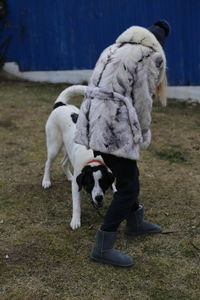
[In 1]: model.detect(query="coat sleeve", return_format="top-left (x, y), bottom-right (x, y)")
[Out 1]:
top-left (132, 72), bottom-right (153, 149)
top-left (132, 52), bottom-right (162, 149)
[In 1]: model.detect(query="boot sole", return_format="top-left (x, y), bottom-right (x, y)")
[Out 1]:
top-left (90, 255), bottom-right (134, 267)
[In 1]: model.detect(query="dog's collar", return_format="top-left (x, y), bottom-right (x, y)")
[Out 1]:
top-left (86, 159), bottom-right (105, 166)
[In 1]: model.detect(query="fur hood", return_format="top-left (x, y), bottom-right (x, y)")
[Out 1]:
top-left (116, 26), bottom-right (166, 84)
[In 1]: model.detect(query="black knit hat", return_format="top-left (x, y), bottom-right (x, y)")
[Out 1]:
top-left (148, 20), bottom-right (171, 47)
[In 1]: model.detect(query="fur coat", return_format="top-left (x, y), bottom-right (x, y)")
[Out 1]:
top-left (74, 26), bottom-right (167, 160)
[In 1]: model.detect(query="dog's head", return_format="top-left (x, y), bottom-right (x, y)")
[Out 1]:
top-left (76, 165), bottom-right (115, 208)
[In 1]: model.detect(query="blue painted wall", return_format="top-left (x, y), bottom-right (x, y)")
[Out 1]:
top-left (0, 0), bottom-right (199, 85)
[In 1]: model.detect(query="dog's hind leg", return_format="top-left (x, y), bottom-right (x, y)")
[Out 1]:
top-left (61, 152), bottom-right (73, 181)
top-left (42, 127), bottom-right (62, 189)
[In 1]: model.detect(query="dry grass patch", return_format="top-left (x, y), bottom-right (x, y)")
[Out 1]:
top-left (0, 80), bottom-right (200, 300)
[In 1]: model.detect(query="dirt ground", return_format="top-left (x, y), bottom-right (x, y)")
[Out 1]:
top-left (0, 80), bottom-right (200, 300)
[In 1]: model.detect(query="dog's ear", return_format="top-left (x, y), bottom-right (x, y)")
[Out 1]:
top-left (108, 171), bottom-right (115, 185)
top-left (76, 166), bottom-right (92, 191)
top-left (100, 166), bottom-right (115, 188)
top-left (100, 165), bottom-right (115, 184)
top-left (76, 173), bottom-right (84, 191)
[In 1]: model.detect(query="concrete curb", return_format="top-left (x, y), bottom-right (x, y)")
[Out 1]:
top-left (2, 62), bottom-right (200, 104)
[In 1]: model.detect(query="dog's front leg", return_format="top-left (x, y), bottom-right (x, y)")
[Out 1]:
top-left (70, 177), bottom-right (81, 230)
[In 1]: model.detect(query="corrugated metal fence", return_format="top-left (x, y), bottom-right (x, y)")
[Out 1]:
top-left (0, 0), bottom-right (199, 85)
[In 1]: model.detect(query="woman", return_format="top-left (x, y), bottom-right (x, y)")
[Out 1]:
top-left (75, 20), bottom-right (170, 267)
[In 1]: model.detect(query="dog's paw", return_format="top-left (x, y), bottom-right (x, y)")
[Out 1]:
top-left (42, 180), bottom-right (52, 189)
top-left (70, 218), bottom-right (81, 230)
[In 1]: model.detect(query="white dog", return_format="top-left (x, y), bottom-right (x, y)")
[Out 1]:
top-left (42, 85), bottom-right (115, 230)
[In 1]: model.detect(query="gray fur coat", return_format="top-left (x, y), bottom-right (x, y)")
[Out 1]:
top-left (75, 26), bottom-right (166, 160)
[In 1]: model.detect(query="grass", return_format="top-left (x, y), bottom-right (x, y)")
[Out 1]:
top-left (0, 80), bottom-right (200, 300)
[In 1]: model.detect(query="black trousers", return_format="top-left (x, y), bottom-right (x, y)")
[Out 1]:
top-left (98, 153), bottom-right (140, 232)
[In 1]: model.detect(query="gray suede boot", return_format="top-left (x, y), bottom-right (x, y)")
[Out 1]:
top-left (125, 205), bottom-right (162, 235)
top-left (90, 229), bottom-right (134, 267)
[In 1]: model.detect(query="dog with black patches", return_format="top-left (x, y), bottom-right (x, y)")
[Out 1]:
top-left (42, 85), bottom-right (115, 230)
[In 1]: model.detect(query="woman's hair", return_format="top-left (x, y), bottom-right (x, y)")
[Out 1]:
top-left (155, 74), bottom-right (167, 107)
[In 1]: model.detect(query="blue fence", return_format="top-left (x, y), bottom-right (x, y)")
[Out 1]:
top-left (0, 0), bottom-right (199, 85)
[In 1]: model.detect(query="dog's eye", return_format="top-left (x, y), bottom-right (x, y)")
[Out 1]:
top-left (83, 177), bottom-right (94, 193)
top-left (99, 179), bottom-right (110, 191)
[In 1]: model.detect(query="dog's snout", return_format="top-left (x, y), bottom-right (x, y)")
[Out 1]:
top-left (95, 195), bottom-right (103, 203)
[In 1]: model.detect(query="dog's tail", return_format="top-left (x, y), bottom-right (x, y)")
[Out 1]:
top-left (53, 85), bottom-right (87, 109)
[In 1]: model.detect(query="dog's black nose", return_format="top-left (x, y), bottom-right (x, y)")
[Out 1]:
top-left (95, 195), bottom-right (103, 203)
